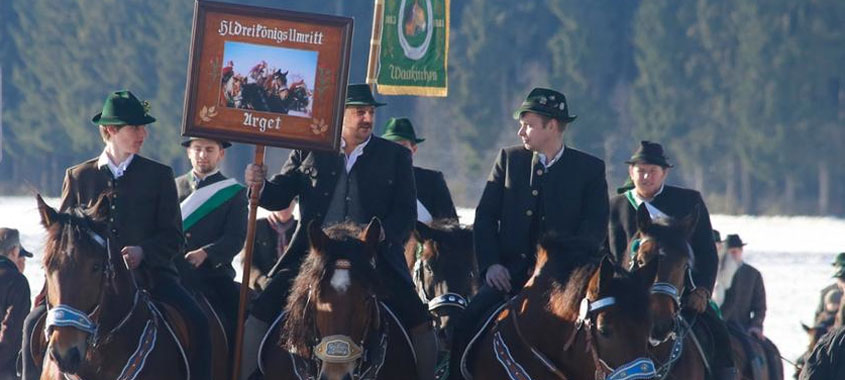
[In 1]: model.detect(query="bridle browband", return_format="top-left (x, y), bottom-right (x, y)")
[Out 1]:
top-left (501, 295), bottom-right (657, 380)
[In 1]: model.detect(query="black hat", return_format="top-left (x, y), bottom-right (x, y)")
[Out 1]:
top-left (712, 229), bottom-right (722, 243)
top-left (0, 228), bottom-right (33, 258)
top-left (513, 87), bottom-right (577, 123)
top-left (345, 84), bottom-right (386, 107)
top-left (625, 141), bottom-right (673, 168)
top-left (724, 234), bottom-right (746, 249)
top-left (181, 137), bottom-right (232, 149)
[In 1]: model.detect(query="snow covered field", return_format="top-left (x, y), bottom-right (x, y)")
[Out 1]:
top-left (4, 195), bottom-right (845, 367)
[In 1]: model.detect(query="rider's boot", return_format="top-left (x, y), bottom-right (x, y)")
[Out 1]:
top-left (411, 323), bottom-right (439, 380)
top-left (240, 315), bottom-right (270, 380)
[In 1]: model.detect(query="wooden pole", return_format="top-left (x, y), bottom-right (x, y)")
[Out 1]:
top-left (366, 0), bottom-right (385, 92)
top-left (231, 144), bottom-right (265, 380)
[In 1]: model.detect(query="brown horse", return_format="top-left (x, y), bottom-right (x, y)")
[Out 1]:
top-left (34, 195), bottom-right (198, 380)
top-left (405, 220), bottom-right (477, 350)
top-left (631, 205), bottom-right (782, 380)
top-left (465, 238), bottom-right (659, 380)
top-left (260, 218), bottom-right (418, 380)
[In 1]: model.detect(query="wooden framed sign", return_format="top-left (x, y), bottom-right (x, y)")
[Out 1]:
top-left (182, 1), bottom-right (353, 151)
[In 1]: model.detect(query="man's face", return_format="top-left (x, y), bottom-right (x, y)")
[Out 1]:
top-left (342, 106), bottom-right (375, 146)
top-left (517, 112), bottom-right (560, 153)
top-left (727, 247), bottom-right (743, 261)
top-left (15, 253), bottom-right (25, 273)
top-left (187, 139), bottom-right (226, 175)
top-left (629, 163), bottom-right (668, 198)
top-left (107, 125), bottom-right (147, 154)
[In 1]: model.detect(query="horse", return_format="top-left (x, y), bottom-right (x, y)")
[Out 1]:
top-left (405, 220), bottom-right (477, 349)
top-left (33, 194), bottom-right (229, 379)
top-left (630, 205), bottom-right (782, 380)
top-left (464, 238), bottom-right (659, 380)
top-left (798, 325), bottom-right (845, 379)
top-left (259, 218), bottom-right (418, 380)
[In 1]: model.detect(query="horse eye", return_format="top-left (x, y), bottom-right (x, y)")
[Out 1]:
top-left (597, 323), bottom-right (611, 337)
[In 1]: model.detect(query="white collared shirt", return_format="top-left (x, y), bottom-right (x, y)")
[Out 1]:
top-left (538, 144), bottom-right (565, 169)
top-left (191, 169), bottom-right (220, 188)
top-left (417, 200), bottom-right (433, 224)
top-left (97, 150), bottom-right (135, 179)
top-left (629, 184), bottom-right (668, 220)
top-left (340, 135), bottom-right (371, 173)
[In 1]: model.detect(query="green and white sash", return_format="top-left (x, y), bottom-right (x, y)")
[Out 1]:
top-left (624, 189), bottom-right (669, 220)
top-left (180, 178), bottom-right (244, 231)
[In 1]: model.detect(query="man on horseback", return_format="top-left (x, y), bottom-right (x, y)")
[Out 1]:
top-left (175, 137), bottom-right (247, 341)
top-left (241, 84), bottom-right (437, 380)
top-left (815, 252), bottom-right (845, 323)
top-left (381, 117), bottom-right (459, 222)
top-left (607, 141), bottom-right (737, 379)
top-left (713, 234), bottom-right (767, 340)
top-left (450, 87), bottom-right (610, 379)
top-left (20, 90), bottom-right (212, 380)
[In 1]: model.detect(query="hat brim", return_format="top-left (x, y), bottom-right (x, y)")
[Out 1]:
top-left (181, 138), bottom-right (232, 149)
top-left (346, 101), bottom-right (386, 108)
top-left (512, 107), bottom-right (577, 123)
top-left (19, 246), bottom-right (33, 258)
top-left (625, 156), bottom-right (674, 168)
top-left (93, 113), bottom-right (156, 126)
top-left (382, 134), bottom-right (424, 144)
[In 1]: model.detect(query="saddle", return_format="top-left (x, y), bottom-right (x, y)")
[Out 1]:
top-left (257, 302), bottom-right (414, 380)
top-left (459, 301), bottom-right (509, 380)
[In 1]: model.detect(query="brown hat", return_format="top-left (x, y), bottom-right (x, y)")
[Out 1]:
top-left (0, 228), bottom-right (33, 258)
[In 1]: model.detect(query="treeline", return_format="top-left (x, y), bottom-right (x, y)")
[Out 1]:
top-left (1, 0), bottom-right (844, 216)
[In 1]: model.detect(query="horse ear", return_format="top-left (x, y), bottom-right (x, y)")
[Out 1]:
top-left (634, 255), bottom-right (659, 289)
top-left (363, 217), bottom-right (384, 249)
top-left (680, 204), bottom-right (701, 239)
top-left (307, 221), bottom-right (329, 254)
top-left (415, 221), bottom-right (434, 241)
top-left (801, 322), bottom-right (812, 333)
top-left (636, 204), bottom-right (652, 233)
top-left (36, 194), bottom-right (58, 227)
top-left (597, 256), bottom-right (615, 294)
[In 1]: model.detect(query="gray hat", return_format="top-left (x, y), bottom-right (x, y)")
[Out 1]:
top-left (0, 228), bottom-right (33, 258)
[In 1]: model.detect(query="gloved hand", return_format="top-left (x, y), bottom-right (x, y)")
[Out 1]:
top-left (684, 287), bottom-right (711, 314)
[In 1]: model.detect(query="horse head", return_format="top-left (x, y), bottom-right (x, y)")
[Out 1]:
top-left (631, 204), bottom-right (699, 343)
top-left (410, 220), bottom-right (476, 347)
top-left (37, 194), bottom-right (127, 374)
top-left (283, 218), bottom-right (383, 380)
top-left (536, 237), bottom-right (656, 374)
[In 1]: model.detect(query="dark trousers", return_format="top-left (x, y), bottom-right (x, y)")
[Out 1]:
top-left (251, 261), bottom-right (430, 331)
top-left (150, 274), bottom-right (212, 380)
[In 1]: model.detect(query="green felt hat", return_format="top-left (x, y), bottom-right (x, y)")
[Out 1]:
top-left (831, 252), bottom-right (845, 267)
top-left (345, 84), bottom-right (386, 107)
top-left (92, 90), bottom-right (156, 126)
top-left (625, 141), bottom-right (673, 168)
top-left (616, 177), bottom-right (635, 194)
top-left (513, 87), bottom-right (577, 123)
top-left (382, 118), bottom-right (424, 144)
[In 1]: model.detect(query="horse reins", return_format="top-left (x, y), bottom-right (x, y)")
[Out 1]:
top-left (499, 297), bottom-right (657, 380)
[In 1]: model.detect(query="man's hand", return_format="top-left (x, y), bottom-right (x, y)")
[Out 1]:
top-left (185, 249), bottom-right (208, 268)
top-left (485, 264), bottom-right (512, 293)
top-left (122, 246), bottom-right (145, 270)
top-left (684, 287), bottom-right (710, 314)
top-left (245, 163), bottom-right (267, 191)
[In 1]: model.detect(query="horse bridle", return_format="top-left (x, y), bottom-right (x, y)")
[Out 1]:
top-left (505, 296), bottom-right (657, 380)
top-left (44, 225), bottom-right (144, 348)
top-left (412, 241), bottom-right (469, 313)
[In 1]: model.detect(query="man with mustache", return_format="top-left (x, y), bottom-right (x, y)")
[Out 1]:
top-left (240, 84), bottom-right (436, 380)
top-left (20, 90), bottom-right (211, 380)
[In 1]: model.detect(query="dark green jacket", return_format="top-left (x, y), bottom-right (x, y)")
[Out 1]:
top-left (474, 145), bottom-right (609, 280)
top-left (60, 155), bottom-right (183, 276)
top-left (175, 171), bottom-right (247, 280)
top-left (415, 166), bottom-right (458, 221)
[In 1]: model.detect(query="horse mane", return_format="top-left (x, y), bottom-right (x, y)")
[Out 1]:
top-left (282, 222), bottom-right (382, 354)
top-left (42, 194), bottom-right (111, 271)
top-left (540, 236), bottom-right (649, 323)
top-left (420, 218), bottom-right (472, 261)
top-left (640, 216), bottom-right (696, 268)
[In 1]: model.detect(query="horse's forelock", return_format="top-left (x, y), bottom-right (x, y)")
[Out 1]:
top-left (43, 208), bottom-right (106, 271)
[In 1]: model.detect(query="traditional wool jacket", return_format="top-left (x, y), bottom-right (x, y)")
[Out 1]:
top-left (414, 166), bottom-right (458, 221)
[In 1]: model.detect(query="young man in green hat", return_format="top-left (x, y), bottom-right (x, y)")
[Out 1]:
top-left (713, 234), bottom-right (767, 340)
top-left (175, 137), bottom-right (247, 340)
top-left (382, 117), bottom-right (458, 222)
top-left (450, 87), bottom-right (609, 378)
top-left (241, 84), bottom-right (436, 380)
top-left (815, 252), bottom-right (845, 322)
top-left (20, 90), bottom-right (211, 380)
top-left (607, 141), bottom-right (736, 379)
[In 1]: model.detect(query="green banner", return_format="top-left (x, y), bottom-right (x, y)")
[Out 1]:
top-left (376, 0), bottom-right (449, 97)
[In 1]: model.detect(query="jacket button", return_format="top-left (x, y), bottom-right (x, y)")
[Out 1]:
top-left (331, 171), bottom-right (337, 176)
top-left (526, 210), bottom-right (533, 216)
top-left (186, 233), bottom-right (192, 238)
top-left (536, 169), bottom-right (543, 176)
top-left (531, 190), bottom-right (538, 196)
top-left (520, 253), bottom-right (527, 259)
top-left (323, 192), bottom-right (329, 196)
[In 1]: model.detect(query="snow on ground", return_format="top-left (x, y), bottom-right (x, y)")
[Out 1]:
top-left (4, 196), bottom-right (843, 366)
